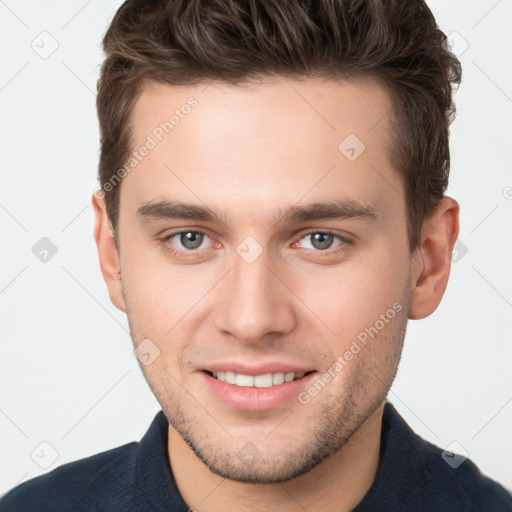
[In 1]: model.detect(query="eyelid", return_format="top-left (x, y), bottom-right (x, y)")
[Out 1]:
top-left (162, 228), bottom-right (212, 240)
top-left (160, 228), bottom-right (352, 260)
top-left (295, 228), bottom-right (353, 243)
top-left (162, 228), bottom-right (216, 248)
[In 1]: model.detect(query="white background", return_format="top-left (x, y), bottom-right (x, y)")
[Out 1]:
top-left (1, 0), bottom-right (511, 496)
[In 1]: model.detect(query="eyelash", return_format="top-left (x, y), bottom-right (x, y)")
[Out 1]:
top-left (161, 229), bottom-right (212, 258)
top-left (160, 229), bottom-right (353, 259)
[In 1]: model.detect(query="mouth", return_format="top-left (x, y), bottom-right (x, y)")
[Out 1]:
top-left (203, 369), bottom-right (316, 388)
top-left (201, 368), bottom-right (319, 412)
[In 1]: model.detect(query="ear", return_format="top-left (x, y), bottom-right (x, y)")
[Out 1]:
top-left (409, 197), bottom-right (460, 320)
top-left (92, 191), bottom-right (126, 312)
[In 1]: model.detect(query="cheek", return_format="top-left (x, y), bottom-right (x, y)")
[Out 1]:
top-left (120, 244), bottom-right (214, 339)
top-left (120, 242), bottom-right (174, 329)
top-left (290, 250), bottom-right (407, 341)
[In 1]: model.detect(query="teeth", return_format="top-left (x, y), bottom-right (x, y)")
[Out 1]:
top-left (211, 371), bottom-right (307, 387)
top-left (254, 373), bottom-right (273, 387)
top-left (284, 372), bottom-right (295, 382)
top-left (235, 374), bottom-right (254, 387)
top-left (272, 372), bottom-right (285, 385)
top-left (225, 371), bottom-right (236, 384)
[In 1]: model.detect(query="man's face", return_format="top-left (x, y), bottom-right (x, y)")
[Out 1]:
top-left (115, 76), bottom-right (413, 483)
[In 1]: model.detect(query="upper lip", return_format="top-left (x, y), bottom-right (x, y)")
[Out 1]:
top-left (203, 362), bottom-right (316, 376)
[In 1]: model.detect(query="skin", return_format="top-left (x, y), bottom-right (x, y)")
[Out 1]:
top-left (93, 76), bottom-right (459, 511)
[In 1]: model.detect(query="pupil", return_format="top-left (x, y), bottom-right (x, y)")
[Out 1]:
top-left (312, 233), bottom-right (333, 250)
top-left (181, 232), bottom-right (203, 249)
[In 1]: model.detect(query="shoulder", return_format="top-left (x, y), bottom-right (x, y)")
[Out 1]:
top-left (0, 442), bottom-right (138, 512)
top-left (377, 402), bottom-right (512, 511)
top-left (418, 435), bottom-right (512, 511)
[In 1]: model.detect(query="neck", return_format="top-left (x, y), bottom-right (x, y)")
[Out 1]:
top-left (167, 403), bottom-right (384, 512)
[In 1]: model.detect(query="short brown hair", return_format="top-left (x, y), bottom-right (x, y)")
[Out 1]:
top-left (96, 0), bottom-right (461, 251)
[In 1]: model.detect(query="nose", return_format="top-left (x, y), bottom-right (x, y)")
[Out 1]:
top-left (213, 245), bottom-right (297, 345)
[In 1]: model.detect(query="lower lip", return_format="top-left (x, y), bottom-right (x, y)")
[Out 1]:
top-left (200, 371), bottom-right (318, 412)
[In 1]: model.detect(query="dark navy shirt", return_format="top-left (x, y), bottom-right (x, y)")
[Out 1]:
top-left (1, 402), bottom-right (511, 511)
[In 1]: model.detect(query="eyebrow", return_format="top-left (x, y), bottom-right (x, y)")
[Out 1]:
top-left (136, 198), bottom-right (378, 226)
top-left (137, 200), bottom-right (228, 225)
top-left (275, 200), bottom-right (378, 224)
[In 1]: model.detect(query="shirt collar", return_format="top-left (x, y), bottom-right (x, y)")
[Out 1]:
top-left (352, 401), bottom-right (424, 511)
top-left (135, 410), bottom-right (189, 510)
top-left (135, 402), bottom-right (423, 511)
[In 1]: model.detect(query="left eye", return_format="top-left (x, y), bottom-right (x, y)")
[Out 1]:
top-left (298, 232), bottom-right (343, 251)
top-left (166, 231), bottom-right (211, 250)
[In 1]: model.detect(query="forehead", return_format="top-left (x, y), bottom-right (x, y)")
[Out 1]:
top-left (122, 76), bottom-right (402, 226)
top-left (131, 75), bottom-right (393, 150)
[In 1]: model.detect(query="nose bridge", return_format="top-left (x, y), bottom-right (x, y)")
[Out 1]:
top-left (214, 243), bottom-right (295, 342)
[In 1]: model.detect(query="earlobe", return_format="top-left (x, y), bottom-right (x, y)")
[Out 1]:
top-left (408, 197), bottom-right (460, 320)
top-left (91, 192), bottom-right (127, 313)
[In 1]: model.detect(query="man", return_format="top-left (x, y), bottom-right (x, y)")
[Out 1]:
top-left (1, 0), bottom-right (511, 510)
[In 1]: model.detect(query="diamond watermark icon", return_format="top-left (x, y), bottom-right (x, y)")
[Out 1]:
top-left (442, 31), bottom-right (469, 58)
top-left (452, 238), bottom-right (468, 263)
top-left (338, 134), bottom-right (366, 162)
top-left (236, 236), bottom-right (263, 264)
top-left (441, 441), bottom-right (468, 469)
top-left (237, 442), bottom-right (262, 468)
top-left (134, 338), bottom-right (161, 366)
top-left (31, 441), bottom-right (59, 469)
top-left (32, 237), bottom-right (58, 263)
top-left (30, 31), bottom-right (59, 60)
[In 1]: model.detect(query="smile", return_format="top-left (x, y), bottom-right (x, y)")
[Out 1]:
top-left (205, 370), bottom-right (314, 387)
